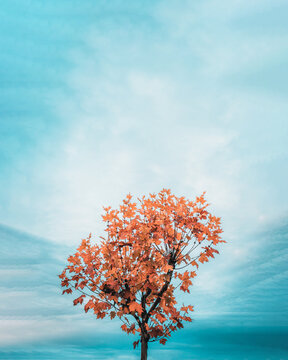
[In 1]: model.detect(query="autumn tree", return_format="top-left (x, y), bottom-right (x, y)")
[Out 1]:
top-left (59, 189), bottom-right (224, 360)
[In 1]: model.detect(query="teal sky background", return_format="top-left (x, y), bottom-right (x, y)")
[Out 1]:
top-left (0, 1), bottom-right (288, 359)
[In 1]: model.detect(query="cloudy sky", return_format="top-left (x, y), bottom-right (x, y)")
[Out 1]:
top-left (0, 0), bottom-right (287, 359)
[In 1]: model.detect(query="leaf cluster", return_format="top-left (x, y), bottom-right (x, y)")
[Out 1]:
top-left (59, 189), bottom-right (224, 346)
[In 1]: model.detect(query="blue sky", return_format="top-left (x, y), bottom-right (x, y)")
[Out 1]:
top-left (0, 0), bottom-right (288, 359)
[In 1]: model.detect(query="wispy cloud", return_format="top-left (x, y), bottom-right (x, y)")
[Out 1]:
top-left (1, 0), bottom-right (287, 245)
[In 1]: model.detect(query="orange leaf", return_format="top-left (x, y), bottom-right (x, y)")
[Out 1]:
top-left (129, 302), bottom-right (143, 315)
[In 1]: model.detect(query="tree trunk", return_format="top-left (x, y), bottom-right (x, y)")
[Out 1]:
top-left (141, 336), bottom-right (148, 360)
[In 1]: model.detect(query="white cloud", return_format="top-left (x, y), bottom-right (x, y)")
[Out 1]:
top-left (0, 315), bottom-right (120, 347)
top-left (5, 2), bottom-right (287, 247)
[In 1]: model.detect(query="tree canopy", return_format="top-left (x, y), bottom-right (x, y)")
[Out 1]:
top-left (59, 189), bottom-right (224, 359)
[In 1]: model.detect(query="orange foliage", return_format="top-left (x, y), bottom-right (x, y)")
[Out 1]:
top-left (59, 189), bottom-right (224, 347)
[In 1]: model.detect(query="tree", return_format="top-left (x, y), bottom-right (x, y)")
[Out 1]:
top-left (59, 189), bottom-right (224, 360)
